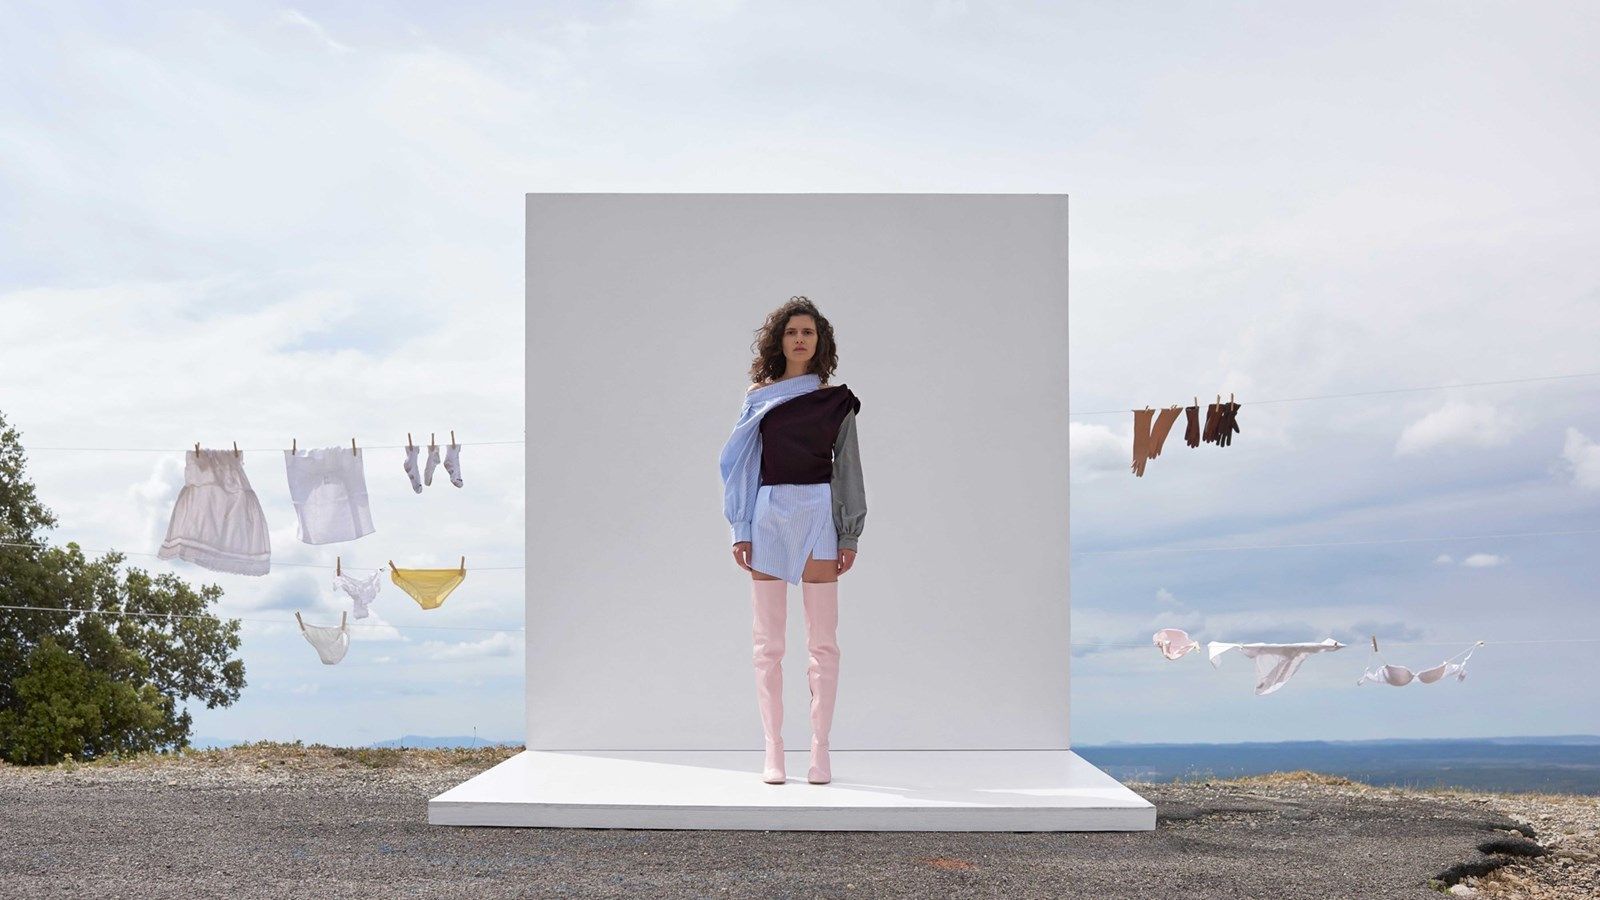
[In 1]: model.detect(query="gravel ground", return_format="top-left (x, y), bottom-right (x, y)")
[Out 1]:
top-left (0, 745), bottom-right (1590, 899)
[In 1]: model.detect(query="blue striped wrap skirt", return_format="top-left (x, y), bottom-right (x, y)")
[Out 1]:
top-left (749, 482), bottom-right (836, 585)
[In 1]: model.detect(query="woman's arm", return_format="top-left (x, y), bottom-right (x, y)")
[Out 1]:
top-left (831, 409), bottom-right (866, 550)
top-left (719, 401), bottom-right (763, 545)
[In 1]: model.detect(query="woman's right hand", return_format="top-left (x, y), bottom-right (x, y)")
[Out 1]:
top-left (731, 541), bottom-right (753, 572)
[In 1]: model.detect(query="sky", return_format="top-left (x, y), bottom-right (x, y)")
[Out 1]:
top-left (0, 1), bottom-right (1596, 747)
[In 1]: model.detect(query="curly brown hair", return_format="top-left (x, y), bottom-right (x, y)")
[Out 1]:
top-left (746, 296), bottom-right (839, 386)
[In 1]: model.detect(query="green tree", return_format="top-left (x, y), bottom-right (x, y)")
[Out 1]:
top-left (0, 411), bottom-right (245, 763)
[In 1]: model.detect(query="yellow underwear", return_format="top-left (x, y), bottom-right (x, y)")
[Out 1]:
top-left (389, 560), bottom-right (466, 610)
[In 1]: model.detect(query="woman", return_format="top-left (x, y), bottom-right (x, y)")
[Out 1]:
top-left (718, 296), bottom-right (866, 785)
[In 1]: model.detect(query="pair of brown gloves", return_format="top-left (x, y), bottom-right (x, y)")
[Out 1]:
top-left (1133, 401), bottom-right (1242, 477)
top-left (1194, 401), bottom-right (1241, 448)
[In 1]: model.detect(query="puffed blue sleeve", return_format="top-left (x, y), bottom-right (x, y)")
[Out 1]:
top-left (718, 399), bottom-right (763, 545)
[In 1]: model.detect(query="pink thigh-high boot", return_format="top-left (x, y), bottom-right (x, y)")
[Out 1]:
top-left (801, 580), bottom-right (840, 784)
top-left (750, 578), bottom-right (788, 783)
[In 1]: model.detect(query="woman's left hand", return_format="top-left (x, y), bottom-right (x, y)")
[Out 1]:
top-left (835, 548), bottom-right (856, 576)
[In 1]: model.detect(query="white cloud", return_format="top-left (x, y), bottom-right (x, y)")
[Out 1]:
top-left (1070, 421), bottom-right (1127, 480)
top-left (1394, 401), bottom-right (1509, 457)
top-left (1433, 554), bottom-right (1453, 565)
top-left (1461, 553), bottom-right (1507, 568)
top-left (419, 631), bottom-right (522, 661)
top-left (1560, 427), bottom-right (1600, 489)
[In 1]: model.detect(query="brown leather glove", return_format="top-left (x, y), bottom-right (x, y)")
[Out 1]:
top-left (1202, 402), bottom-right (1221, 444)
top-left (1216, 402), bottom-right (1241, 447)
top-left (1131, 408), bottom-right (1153, 477)
top-left (1184, 405), bottom-right (1200, 448)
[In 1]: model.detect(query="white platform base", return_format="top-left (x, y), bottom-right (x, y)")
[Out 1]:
top-left (428, 749), bottom-right (1155, 831)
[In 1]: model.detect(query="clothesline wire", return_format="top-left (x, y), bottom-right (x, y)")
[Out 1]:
top-left (20, 439), bottom-right (526, 453)
top-left (11, 371), bottom-right (1600, 451)
top-left (5, 526), bottom-right (1596, 571)
top-left (1066, 369), bottom-right (1600, 417)
top-left (0, 604), bottom-right (525, 634)
top-left (0, 541), bottom-right (524, 571)
top-left (2, 603), bottom-right (1597, 647)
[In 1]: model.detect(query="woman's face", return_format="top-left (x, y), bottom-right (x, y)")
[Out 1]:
top-left (782, 314), bottom-right (817, 365)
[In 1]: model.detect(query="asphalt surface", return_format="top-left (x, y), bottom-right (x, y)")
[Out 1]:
top-left (0, 766), bottom-right (1537, 898)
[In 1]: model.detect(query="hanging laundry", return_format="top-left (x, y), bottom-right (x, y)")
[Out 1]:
top-left (298, 611), bottom-right (349, 665)
top-left (1207, 638), bottom-right (1345, 695)
top-left (283, 446), bottom-right (376, 545)
top-left (1358, 641), bottom-right (1482, 687)
top-left (1184, 404), bottom-right (1201, 448)
top-left (1201, 402), bottom-right (1222, 445)
top-left (334, 568), bottom-right (383, 620)
top-left (389, 560), bottom-right (466, 610)
top-left (1215, 401), bottom-right (1242, 448)
top-left (1152, 628), bottom-right (1199, 660)
top-left (402, 443), bottom-right (425, 493)
top-left (158, 448), bottom-right (271, 576)
top-left (443, 442), bottom-right (463, 488)
top-left (1130, 406), bottom-right (1183, 477)
top-left (424, 441), bottom-right (442, 487)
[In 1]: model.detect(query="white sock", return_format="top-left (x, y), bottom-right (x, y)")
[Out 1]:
top-left (444, 443), bottom-right (463, 488)
top-left (402, 445), bottom-right (423, 493)
top-left (424, 443), bottom-right (441, 487)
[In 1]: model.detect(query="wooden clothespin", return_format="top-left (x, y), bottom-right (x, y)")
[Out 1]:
top-left (1230, 392), bottom-right (1235, 405)
top-left (295, 611), bottom-right (305, 631)
top-left (1194, 396), bottom-right (1199, 409)
top-left (351, 437), bottom-right (358, 456)
top-left (194, 442), bottom-right (201, 456)
top-left (450, 430), bottom-right (456, 447)
top-left (339, 611), bottom-right (347, 628)
top-left (459, 556), bottom-right (466, 573)
top-left (388, 559), bottom-right (397, 572)
top-left (407, 433), bottom-right (414, 450)
top-left (292, 438), bottom-right (297, 454)
top-left (1371, 635), bottom-right (1380, 653)
top-left (336, 556), bottom-right (342, 576)
top-left (233, 441), bottom-right (239, 458)
top-left (430, 432), bottom-right (436, 449)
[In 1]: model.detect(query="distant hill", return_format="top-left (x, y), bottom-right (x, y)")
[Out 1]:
top-left (1075, 736), bottom-right (1600, 795)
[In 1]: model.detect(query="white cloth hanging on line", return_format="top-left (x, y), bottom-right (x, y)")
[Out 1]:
top-left (1358, 641), bottom-right (1482, 687)
top-left (1208, 638), bottom-right (1345, 695)
top-left (284, 447), bottom-right (376, 545)
top-left (1152, 628), bottom-right (1200, 660)
top-left (298, 611), bottom-right (349, 665)
top-left (333, 569), bottom-right (383, 620)
top-left (158, 448), bottom-right (271, 576)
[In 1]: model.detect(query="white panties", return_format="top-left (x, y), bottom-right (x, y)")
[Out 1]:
top-left (1208, 638), bottom-right (1345, 695)
top-left (299, 612), bottom-right (349, 665)
top-left (1358, 642), bottom-right (1482, 687)
top-left (333, 569), bottom-right (383, 620)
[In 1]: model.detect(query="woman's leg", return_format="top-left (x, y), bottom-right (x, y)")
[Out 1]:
top-left (750, 569), bottom-right (787, 783)
top-left (800, 553), bottom-right (840, 784)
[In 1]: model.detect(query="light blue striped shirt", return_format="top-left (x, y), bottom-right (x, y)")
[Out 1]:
top-left (718, 374), bottom-right (822, 545)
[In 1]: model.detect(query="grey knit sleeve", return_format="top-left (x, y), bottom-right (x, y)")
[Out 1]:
top-left (832, 409), bottom-right (866, 551)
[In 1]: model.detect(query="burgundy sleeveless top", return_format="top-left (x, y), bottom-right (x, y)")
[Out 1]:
top-left (759, 385), bottom-right (861, 486)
